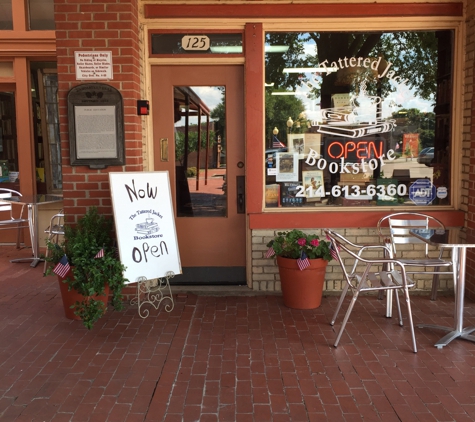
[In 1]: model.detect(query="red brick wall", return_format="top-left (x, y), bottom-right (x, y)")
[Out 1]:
top-left (465, 0), bottom-right (475, 300)
top-left (54, 0), bottom-right (142, 222)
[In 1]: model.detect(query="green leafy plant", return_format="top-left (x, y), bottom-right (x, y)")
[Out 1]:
top-left (266, 229), bottom-right (332, 261)
top-left (45, 206), bottom-right (128, 329)
top-left (186, 167), bottom-right (197, 177)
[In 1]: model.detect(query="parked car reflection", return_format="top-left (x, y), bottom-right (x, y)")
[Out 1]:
top-left (417, 147), bottom-right (434, 166)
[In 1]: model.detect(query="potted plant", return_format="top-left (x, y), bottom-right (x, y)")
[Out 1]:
top-left (45, 206), bottom-right (128, 329)
top-left (266, 229), bottom-right (332, 309)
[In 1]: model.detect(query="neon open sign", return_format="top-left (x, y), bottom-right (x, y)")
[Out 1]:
top-left (324, 139), bottom-right (385, 163)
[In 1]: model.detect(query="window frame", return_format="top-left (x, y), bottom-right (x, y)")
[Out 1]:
top-left (260, 19), bottom-right (464, 213)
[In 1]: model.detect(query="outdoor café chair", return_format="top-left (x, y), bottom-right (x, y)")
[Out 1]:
top-left (43, 210), bottom-right (65, 274)
top-left (377, 212), bottom-right (453, 301)
top-left (324, 229), bottom-right (418, 353)
top-left (0, 188), bottom-right (31, 249)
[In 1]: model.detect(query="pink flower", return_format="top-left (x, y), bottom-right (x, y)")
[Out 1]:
top-left (297, 238), bottom-right (306, 246)
top-left (310, 239), bottom-right (319, 247)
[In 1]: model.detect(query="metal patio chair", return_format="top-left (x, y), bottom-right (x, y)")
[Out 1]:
top-left (377, 212), bottom-right (454, 301)
top-left (43, 210), bottom-right (65, 274)
top-left (0, 188), bottom-right (31, 249)
top-left (324, 229), bottom-right (418, 353)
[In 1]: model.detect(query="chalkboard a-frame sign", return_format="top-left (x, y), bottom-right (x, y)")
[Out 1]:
top-left (109, 171), bottom-right (182, 284)
top-left (67, 83), bottom-right (125, 169)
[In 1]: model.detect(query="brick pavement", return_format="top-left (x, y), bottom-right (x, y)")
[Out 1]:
top-left (1, 246), bottom-right (475, 421)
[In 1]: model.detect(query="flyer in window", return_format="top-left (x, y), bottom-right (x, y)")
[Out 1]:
top-left (303, 133), bottom-right (321, 157)
top-left (287, 134), bottom-right (305, 158)
top-left (302, 170), bottom-right (325, 198)
top-left (276, 153), bottom-right (299, 182)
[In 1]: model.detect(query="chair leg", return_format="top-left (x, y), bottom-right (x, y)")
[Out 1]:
top-left (431, 272), bottom-right (440, 301)
top-left (402, 287), bottom-right (417, 353)
top-left (16, 224), bottom-right (22, 249)
top-left (394, 289), bottom-right (403, 326)
top-left (331, 283), bottom-right (349, 326)
top-left (334, 292), bottom-right (359, 348)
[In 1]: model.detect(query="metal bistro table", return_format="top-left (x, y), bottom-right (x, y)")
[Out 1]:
top-left (410, 228), bottom-right (475, 348)
top-left (8, 194), bottom-right (63, 268)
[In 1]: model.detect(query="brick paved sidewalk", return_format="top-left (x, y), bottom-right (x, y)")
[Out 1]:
top-left (1, 246), bottom-right (475, 421)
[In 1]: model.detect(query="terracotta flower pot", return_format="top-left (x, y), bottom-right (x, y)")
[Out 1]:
top-left (57, 268), bottom-right (109, 320)
top-left (277, 256), bottom-right (328, 309)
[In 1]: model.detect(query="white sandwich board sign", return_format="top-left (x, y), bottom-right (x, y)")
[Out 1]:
top-left (109, 171), bottom-right (182, 284)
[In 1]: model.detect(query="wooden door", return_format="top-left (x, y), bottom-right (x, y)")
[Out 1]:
top-left (151, 65), bottom-right (246, 284)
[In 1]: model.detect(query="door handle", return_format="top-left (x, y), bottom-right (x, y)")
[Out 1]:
top-left (236, 175), bottom-right (245, 214)
top-left (160, 138), bottom-right (168, 161)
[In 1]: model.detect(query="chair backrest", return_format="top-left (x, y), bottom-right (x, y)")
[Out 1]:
top-left (47, 211), bottom-right (65, 235)
top-left (0, 188), bottom-right (21, 214)
top-left (324, 229), bottom-right (392, 290)
top-left (377, 212), bottom-right (445, 257)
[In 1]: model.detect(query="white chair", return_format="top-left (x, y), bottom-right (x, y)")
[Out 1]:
top-left (43, 210), bottom-right (65, 274)
top-left (377, 212), bottom-right (454, 301)
top-left (0, 188), bottom-right (31, 249)
top-left (324, 229), bottom-right (418, 353)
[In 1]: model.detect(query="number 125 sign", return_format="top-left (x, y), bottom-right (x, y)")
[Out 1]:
top-left (182, 35), bottom-right (210, 51)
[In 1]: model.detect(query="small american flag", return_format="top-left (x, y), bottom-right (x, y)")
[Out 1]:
top-left (265, 246), bottom-right (276, 258)
top-left (53, 254), bottom-right (71, 278)
top-left (94, 248), bottom-right (105, 259)
top-left (297, 251), bottom-right (310, 271)
top-left (272, 135), bottom-right (286, 149)
top-left (330, 243), bottom-right (340, 261)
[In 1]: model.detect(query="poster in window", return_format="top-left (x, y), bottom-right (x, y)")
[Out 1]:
top-left (287, 134), bottom-right (305, 158)
top-left (303, 133), bottom-right (321, 157)
top-left (276, 153), bottom-right (299, 182)
top-left (280, 182), bottom-right (305, 207)
top-left (265, 184), bottom-right (280, 207)
top-left (302, 170), bottom-right (325, 198)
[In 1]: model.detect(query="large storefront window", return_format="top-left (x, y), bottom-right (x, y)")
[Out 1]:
top-left (264, 31), bottom-right (453, 208)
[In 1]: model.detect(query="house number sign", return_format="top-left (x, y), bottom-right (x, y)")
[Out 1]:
top-left (181, 35), bottom-right (210, 51)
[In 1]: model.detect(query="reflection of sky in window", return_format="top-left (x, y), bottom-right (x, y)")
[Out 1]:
top-left (175, 86), bottom-right (223, 126)
top-left (266, 35), bottom-right (434, 121)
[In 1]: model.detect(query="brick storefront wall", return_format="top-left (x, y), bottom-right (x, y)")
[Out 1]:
top-left (53, 1), bottom-right (475, 296)
top-left (251, 228), bottom-right (454, 293)
top-left (54, 0), bottom-right (142, 222)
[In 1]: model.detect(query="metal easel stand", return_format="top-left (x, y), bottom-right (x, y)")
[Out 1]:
top-left (131, 271), bottom-right (175, 318)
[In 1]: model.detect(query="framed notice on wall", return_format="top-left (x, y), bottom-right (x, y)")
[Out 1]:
top-left (109, 171), bottom-right (182, 284)
top-left (67, 83), bottom-right (125, 168)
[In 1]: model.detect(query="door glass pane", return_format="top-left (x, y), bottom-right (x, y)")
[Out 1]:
top-left (0, 0), bottom-right (12, 30)
top-left (28, 0), bottom-right (55, 30)
top-left (174, 86), bottom-right (226, 217)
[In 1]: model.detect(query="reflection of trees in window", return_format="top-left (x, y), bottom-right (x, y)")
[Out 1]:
top-left (175, 127), bottom-right (217, 166)
top-left (265, 92), bottom-right (306, 147)
top-left (266, 31), bottom-right (439, 108)
top-left (211, 100), bottom-right (225, 154)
